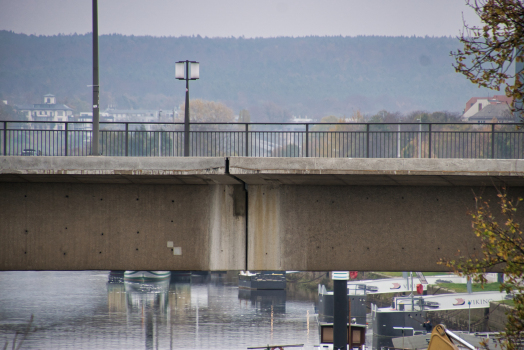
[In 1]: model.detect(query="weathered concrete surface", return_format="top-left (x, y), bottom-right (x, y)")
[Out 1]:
top-left (229, 157), bottom-right (524, 186)
top-left (236, 157), bottom-right (524, 271)
top-left (0, 183), bottom-right (246, 270)
top-left (2, 156), bottom-right (524, 271)
top-left (0, 156), bottom-right (239, 184)
top-left (247, 185), bottom-right (524, 272)
top-left (4, 156), bottom-right (524, 186)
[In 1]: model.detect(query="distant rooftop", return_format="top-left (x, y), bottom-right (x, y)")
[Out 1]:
top-left (105, 109), bottom-right (159, 114)
top-left (16, 103), bottom-right (72, 111)
top-left (470, 103), bottom-right (513, 121)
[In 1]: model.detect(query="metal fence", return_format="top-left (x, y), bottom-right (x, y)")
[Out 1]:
top-left (1, 121), bottom-right (523, 159)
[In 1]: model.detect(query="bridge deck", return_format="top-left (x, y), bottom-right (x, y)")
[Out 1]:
top-left (2, 156), bottom-right (524, 186)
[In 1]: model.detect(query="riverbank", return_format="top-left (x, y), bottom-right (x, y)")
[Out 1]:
top-left (291, 271), bottom-right (513, 333)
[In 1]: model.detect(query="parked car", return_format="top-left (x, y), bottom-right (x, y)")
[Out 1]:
top-left (21, 149), bottom-right (41, 156)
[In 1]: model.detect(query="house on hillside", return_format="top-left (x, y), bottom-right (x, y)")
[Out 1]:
top-left (468, 103), bottom-right (514, 123)
top-left (102, 108), bottom-right (178, 130)
top-left (104, 109), bottom-right (160, 123)
top-left (15, 94), bottom-right (73, 127)
top-left (75, 112), bottom-right (113, 130)
top-left (463, 95), bottom-right (513, 122)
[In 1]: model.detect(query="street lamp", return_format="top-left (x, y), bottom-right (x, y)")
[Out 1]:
top-left (176, 60), bottom-right (199, 156)
top-left (92, 0), bottom-right (100, 156)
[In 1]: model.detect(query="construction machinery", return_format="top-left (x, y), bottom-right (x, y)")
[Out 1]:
top-left (427, 324), bottom-right (476, 350)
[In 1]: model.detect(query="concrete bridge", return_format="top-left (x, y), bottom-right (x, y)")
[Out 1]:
top-left (1, 156), bottom-right (524, 272)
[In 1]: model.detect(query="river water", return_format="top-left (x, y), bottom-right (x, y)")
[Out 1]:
top-left (0, 271), bottom-right (320, 350)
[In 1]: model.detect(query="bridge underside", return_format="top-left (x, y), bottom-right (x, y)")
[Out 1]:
top-left (1, 156), bottom-right (523, 271)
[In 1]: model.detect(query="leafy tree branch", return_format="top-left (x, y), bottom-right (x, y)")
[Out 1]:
top-left (439, 190), bottom-right (524, 349)
top-left (451, 0), bottom-right (524, 120)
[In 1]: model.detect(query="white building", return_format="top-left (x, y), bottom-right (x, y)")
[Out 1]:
top-left (291, 115), bottom-right (314, 123)
top-left (103, 108), bottom-right (177, 123)
top-left (15, 94), bottom-right (73, 123)
top-left (101, 108), bottom-right (178, 130)
top-left (76, 112), bottom-right (113, 130)
top-left (463, 95), bottom-right (513, 121)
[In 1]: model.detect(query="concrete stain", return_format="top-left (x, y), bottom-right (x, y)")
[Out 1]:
top-left (249, 185), bottom-right (281, 270)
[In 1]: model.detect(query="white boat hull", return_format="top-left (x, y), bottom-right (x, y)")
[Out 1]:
top-left (124, 271), bottom-right (171, 282)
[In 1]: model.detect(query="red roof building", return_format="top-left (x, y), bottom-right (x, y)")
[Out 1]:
top-left (463, 95), bottom-right (513, 120)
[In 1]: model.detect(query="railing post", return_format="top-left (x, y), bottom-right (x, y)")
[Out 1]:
top-left (65, 122), bottom-right (69, 156)
top-left (366, 123), bottom-right (370, 158)
top-left (125, 123), bottom-right (129, 157)
top-left (491, 123), bottom-right (495, 159)
top-left (428, 123), bottom-right (432, 158)
top-left (3, 122), bottom-right (6, 156)
top-left (245, 123), bottom-right (249, 157)
top-left (305, 124), bottom-right (309, 157)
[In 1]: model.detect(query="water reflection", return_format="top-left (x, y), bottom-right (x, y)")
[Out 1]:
top-left (102, 271), bottom-right (317, 349)
top-left (2, 271), bottom-right (497, 350)
top-left (238, 289), bottom-right (287, 314)
top-left (128, 280), bottom-right (169, 349)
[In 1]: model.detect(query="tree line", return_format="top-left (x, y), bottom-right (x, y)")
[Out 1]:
top-left (0, 31), bottom-right (494, 122)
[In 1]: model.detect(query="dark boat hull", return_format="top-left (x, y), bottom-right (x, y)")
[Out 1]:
top-left (317, 291), bottom-right (367, 325)
top-left (238, 272), bottom-right (286, 290)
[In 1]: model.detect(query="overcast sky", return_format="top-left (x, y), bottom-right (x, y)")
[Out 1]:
top-left (0, 0), bottom-right (482, 38)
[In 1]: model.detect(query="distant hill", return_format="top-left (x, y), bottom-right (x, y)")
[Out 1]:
top-left (0, 31), bottom-right (492, 121)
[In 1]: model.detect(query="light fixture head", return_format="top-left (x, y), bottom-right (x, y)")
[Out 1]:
top-left (175, 62), bottom-right (185, 79)
top-left (190, 62), bottom-right (199, 79)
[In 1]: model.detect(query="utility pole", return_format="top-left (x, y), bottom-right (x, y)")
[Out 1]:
top-left (92, 0), bottom-right (100, 156)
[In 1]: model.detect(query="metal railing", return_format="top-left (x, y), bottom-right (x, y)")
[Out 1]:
top-left (1, 121), bottom-right (523, 159)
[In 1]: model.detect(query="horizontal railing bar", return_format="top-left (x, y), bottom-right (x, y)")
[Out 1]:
top-left (1, 120), bottom-right (523, 127)
top-left (6, 130), bottom-right (511, 134)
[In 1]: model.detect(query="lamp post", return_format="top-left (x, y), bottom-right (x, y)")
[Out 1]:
top-left (92, 0), bottom-right (100, 156)
top-left (176, 60), bottom-right (199, 156)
